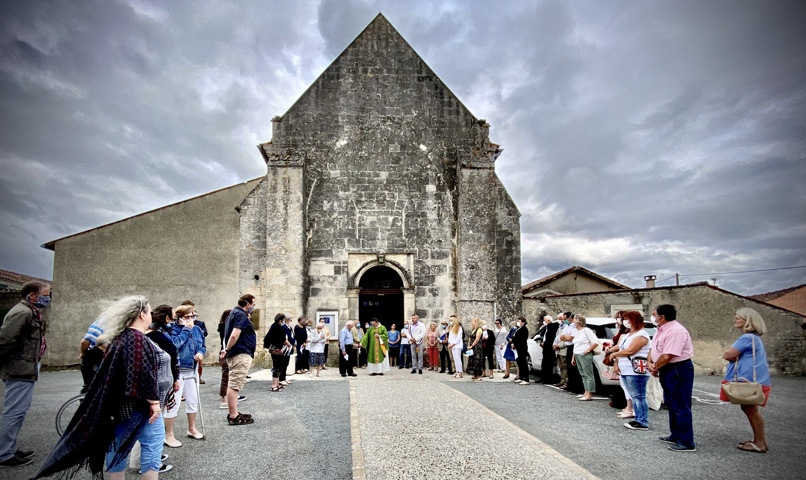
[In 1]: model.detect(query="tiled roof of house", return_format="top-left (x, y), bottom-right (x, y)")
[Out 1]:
top-left (0, 268), bottom-right (51, 290)
top-left (522, 266), bottom-right (629, 294)
top-left (749, 284), bottom-right (806, 317)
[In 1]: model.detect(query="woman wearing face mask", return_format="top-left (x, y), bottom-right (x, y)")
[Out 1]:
top-left (511, 317), bottom-right (530, 384)
top-left (308, 322), bottom-right (327, 377)
top-left (603, 312), bottom-right (633, 418)
top-left (426, 323), bottom-right (439, 371)
top-left (610, 311), bottom-right (652, 429)
top-left (447, 316), bottom-right (464, 378)
top-left (387, 324), bottom-right (400, 367)
top-left (503, 320), bottom-right (518, 380)
top-left (571, 315), bottom-right (599, 401)
top-left (481, 322), bottom-right (496, 379)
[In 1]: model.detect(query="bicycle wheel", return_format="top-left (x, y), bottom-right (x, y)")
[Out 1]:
top-left (56, 394), bottom-right (84, 436)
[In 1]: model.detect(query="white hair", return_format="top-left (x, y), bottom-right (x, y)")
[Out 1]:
top-left (97, 295), bottom-right (148, 345)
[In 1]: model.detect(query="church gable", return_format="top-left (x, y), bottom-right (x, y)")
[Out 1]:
top-left (277, 14), bottom-right (478, 138)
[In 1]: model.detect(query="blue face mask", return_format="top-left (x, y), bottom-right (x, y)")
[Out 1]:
top-left (34, 295), bottom-right (51, 308)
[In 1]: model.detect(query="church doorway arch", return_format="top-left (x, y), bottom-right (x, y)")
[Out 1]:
top-left (358, 265), bottom-right (404, 332)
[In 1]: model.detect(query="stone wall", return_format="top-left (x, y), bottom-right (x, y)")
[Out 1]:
top-left (525, 284), bottom-right (806, 375)
top-left (45, 180), bottom-right (259, 367)
top-left (251, 15), bottom-right (520, 332)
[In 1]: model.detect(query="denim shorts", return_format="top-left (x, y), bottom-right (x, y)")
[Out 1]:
top-left (106, 413), bottom-right (165, 473)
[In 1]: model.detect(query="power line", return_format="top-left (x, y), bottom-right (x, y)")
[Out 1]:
top-left (678, 265), bottom-right (806, 277)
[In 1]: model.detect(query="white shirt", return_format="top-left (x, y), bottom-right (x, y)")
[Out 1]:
top-left (400, 326), bottom-right (410, 345)
top-left (494, 326), bottom-right (508, 347)
top-left (557, 323), bottom-right (575, 347)
top-left (309, 329), bottom-right (326, 354)
top-left (572, 327), bottom-right (598, 355)
top-left (617, 330), bottom-right (651, 376)
top-left (408, 321), bottom-right (426, 345)
top-left (447, 328), bottom-right (464, 348)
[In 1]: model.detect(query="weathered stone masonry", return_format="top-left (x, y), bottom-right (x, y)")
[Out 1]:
top-left (238, 14), bottom-right (521, 346)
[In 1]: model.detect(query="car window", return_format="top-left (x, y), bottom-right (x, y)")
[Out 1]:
top-left (603, 326), bottom-right (620, 339)
top-left (589, 325), bottom-right (609, 339)
top-left (644, 325), bottom-right (657, 338)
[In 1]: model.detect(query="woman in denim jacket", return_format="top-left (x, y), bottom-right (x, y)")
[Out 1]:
top-left (164, 305), bottom-right (206, 446)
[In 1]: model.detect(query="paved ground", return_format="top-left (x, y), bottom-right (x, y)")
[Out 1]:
top-left (2, 366), bottom-right (805, 479)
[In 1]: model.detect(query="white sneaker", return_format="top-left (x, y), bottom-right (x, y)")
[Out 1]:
top-left (219, 403), bottom-right (228, 410)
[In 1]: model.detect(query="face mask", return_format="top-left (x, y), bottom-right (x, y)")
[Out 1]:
top-left (651, 315), bottom-right (658, 323)
top-left (481, 325), bottom-right (487, 330)
top-left (34, 295), bottom-right (51, 308)
top-left (516, 321), bottom-right (522, 327)
top-left (563, 319), bottom-right (570, 325)
top-left (616, 319), bottom-right (623, 326)
top-left (247, 305), bottom-right (255, 314)
top-left (624, 320), bottom-right (632, 329)
top-left (365, 324), bottom-right (369, 329)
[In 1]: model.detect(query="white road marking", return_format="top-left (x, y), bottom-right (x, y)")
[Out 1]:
top-left (692, 388), bottom-right (720, 398)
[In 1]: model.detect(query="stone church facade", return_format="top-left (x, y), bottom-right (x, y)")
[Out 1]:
top-left (43, 15), bottom-right (521, 365)
top-left (238, 14), bottom-right (521, 335)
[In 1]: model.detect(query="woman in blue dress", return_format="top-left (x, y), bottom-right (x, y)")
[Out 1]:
top-left (503, 322), bottom-right (517, 379)
top-left (721, 308), bottom-right (771, 454)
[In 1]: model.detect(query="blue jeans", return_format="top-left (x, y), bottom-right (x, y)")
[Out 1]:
top-left (0, 379), bottom-right (36, 462)
top-left (399, 344), bottom-right (411, 367)
top-left (659, 360), bottom-right (695, 448)
top-left (622, 374), bottom-right (649, 427)
top-left (106, 413), bottom-right (165, 473)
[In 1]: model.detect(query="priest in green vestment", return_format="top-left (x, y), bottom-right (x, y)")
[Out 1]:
top-left (361, 317), bottom-right (390, 375)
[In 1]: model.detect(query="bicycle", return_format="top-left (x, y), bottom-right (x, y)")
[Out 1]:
top-left (55, 361), bottom-right (86, 436)
top-left (55, 393), bottom-right (84, 436)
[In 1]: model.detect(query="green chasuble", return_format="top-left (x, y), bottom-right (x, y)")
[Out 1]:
top-left (360, 325), bottom-right (389, 364)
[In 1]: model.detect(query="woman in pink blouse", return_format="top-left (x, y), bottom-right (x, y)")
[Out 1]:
top-left (426, 323), bottom-right (439, 371)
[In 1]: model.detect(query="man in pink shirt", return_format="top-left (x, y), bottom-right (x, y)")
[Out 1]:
top-left (648, 304), bottom-right (696, 452)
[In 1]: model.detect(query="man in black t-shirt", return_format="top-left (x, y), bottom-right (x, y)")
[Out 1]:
top-left (220, 294), bottom-right (257, 425)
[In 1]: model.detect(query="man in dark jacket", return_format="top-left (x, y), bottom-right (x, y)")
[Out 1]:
top-left (0, 281), bottom-right (50, 467)
top-left (539, 315), bottom-right (560, 384)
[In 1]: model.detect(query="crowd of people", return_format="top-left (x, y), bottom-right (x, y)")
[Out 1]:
top-left (0, 283), bottom-right (780, 476)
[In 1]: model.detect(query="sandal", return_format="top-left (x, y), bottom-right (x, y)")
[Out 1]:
top-left (270, 387), bottom-right (282, 392)
top-left (738, 442), bottom-right (767, 453)
top-left (227, 413), bottom-right (254, 425)
top-left (295, 370), bottom-right (303, 374)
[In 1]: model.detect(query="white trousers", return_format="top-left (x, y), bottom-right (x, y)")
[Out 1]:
top-left (165, 370), bottom-right (198, 418)
top-left (451, 346), bottom-right (464, 373)
top-left (495, 344), bottom-right (506, 370)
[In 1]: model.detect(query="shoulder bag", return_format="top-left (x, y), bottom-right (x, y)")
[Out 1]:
top-left (721, 335), bottom-right (765, 405)
top-left (585, 328), bottom-right (602, 355)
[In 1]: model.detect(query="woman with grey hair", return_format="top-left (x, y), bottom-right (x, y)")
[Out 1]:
top-left (309, 322), bottom-right (327, 376)
top-left (721, 308), bottom-right (771, 453)
top-left (570, 314), bottom-right (599, 401)
top-left (35, 296), bottom-right (171, 480)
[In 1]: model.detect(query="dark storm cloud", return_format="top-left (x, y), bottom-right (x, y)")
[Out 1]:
top-left (1, 0), bottom-right (804, 296)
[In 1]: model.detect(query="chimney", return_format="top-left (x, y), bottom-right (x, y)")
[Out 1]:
top-left (644, 275), bottom-right (656, 288)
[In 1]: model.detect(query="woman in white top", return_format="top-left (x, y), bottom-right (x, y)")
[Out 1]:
top-left (570, 315), bottom-right (599, 401)
top-left (610, 311), bottom-right (652, 430)
top-left (308, 322), bottom-right (328, 377)
top-left (447, 315), bottom-right (464, 378)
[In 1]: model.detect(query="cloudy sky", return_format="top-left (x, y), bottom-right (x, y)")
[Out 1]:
top-left (1, 0), bottom-right (804, 295)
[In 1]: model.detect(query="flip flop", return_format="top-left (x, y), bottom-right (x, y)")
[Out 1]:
top-left (738, 442), bottom-right (767, 453)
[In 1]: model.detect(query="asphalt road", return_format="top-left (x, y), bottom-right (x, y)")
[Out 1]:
top-left (1, 368), bottom-right (352, 480)
top-left (447, 374), bottom-right (806, 480)
top-left (2, 368), bottom-right (805, 480)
